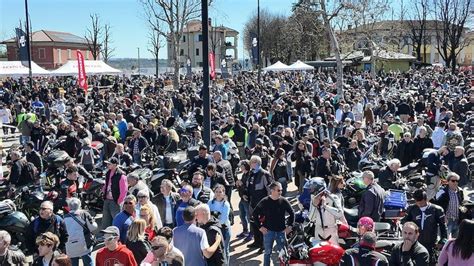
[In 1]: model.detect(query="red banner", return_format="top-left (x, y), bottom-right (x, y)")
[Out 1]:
top-left (76, 50), bottom-right (88, 93)
top-left (209, 52), bottom-right (215, 80)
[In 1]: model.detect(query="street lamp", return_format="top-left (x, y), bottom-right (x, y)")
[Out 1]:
top-left (137, 47), bottom-right (140, 75)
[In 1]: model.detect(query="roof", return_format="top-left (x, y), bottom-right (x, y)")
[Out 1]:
top-left (183, 20), bottom-right (238, 33)
top-left (2, 30), bottom-right (88, 44)
top-left (343, 20), bottom-right (470, 33)
top-left (326, 50), bottom-right (416, 61)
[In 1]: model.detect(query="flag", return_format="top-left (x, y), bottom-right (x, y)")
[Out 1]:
top-left (250, 32), bottom-right (258, 65)
top-left (15, 28), bottom-right (29, 67)
top-left (209, 52), bottom-right (215, 80)
top-left (76, 50), bottom-right (88, 93)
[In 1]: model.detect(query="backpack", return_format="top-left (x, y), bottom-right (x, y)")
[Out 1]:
top-left (21, 161), bottom-right (37, 183)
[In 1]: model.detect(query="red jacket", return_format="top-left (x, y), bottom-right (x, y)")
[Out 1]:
top-left (96, 244), bottom-right (137, 266)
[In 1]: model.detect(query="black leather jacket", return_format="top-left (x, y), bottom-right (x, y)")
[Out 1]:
top-left (402, 203), bottom-right (448, 248)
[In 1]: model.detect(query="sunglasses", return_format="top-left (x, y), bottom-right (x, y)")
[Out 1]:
top-left (123, 202), bottom-right (134, 205)
top-left (449, 179), bottom-right (459, 183)
top-left (179, 189), bottom-right (190, 193)
top-left (105, 236), bottom-right (117, 242)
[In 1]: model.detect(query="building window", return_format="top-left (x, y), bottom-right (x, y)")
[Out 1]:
top-left (182, 35), bottom-right (186, 43)
top-left (86, 50), bottom-right (89, 60)
top-left (180, 49), bottom-right (184, 56)
top-left (67, 49), bottom-right (72, 59)
top-left (58, 49), bottom-right (62, 63)
top-left (198, 34), bottom-right (203, 42)
top-left (196, 49), bottom-right (200, 56)
top-left (38, 48), bottom-right (45, 59)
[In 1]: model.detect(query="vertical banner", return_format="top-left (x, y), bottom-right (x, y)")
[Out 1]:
top-left (250, 32), bottom-right (258, 65)
top-left (209, 52), bottom-right (215, 80)
top-left (15, 28), bottom-right (30, 67)
top-left (76, 50), bottom-right (88, 94)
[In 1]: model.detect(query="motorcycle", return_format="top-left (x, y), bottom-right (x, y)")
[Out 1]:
top-left (279, 222), bottom-right (344, 266)
top-left (81, 177), bottom-right (105, 215)
top-left (150, 159), bottom-right (191, 194)
top-left (0, 200), bottom-right (29, 252)
top-left (341, 172), bottom-right (367, 209)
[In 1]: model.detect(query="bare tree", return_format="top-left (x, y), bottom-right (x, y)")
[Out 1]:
top-left (433, 0), bottom-right (472, 72)
top-left (147, 19), bottom-right (165, 77)
top-left (140, 0), bottom-right (205, 89)
top-left (101, 23), bottom-right (115, 63)
top-left (405, 0), bottom-right (430, 63)
top-left (85, 14), bottom-right (102, 60)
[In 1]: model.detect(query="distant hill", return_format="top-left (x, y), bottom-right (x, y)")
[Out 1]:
top-left (107, 58), bottom-right (168, 70)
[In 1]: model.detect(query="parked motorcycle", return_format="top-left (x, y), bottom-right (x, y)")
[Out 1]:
top-left (0, 200), bottom-right (29, 252)
top-left (278, 222), bottom-right (344, 266)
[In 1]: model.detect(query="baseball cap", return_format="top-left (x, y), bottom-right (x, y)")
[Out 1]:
top-left (101, 226), bottom-right (120, 236)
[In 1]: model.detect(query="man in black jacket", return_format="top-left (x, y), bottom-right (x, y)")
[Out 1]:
top-left (358, 171), bottom-right (385, 222)
top-left (434, 172), bottom-right (465, 238)
top-left (25, 141), bottom-right (43, 174)
top-left (377, 159), bottom-right (401, 190)
top-left (188, 145), bottom-right (212, 177)
top-left (191, 171), bottom-right (214, 204)
top-left (402, 189), bottom-right (447, 263)
top-left (127, 129), bottom-right (148, 165)
top-left (448, 146), bottom-right (469, 187)
top-left (341, 232), bottom-right (388, 266)
top-left (390, 222), bottom-right (429, 266)
top-left (195, 204), bottom-right (226, 266)
top-left (152, 179), bottom-right (180, 228)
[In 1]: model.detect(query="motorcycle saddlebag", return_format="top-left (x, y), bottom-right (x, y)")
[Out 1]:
top-left (384, 189), bottom-right (407, 209)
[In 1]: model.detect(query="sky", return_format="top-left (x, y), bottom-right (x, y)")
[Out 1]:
top-left (0, 0), bottom-right (292, 59)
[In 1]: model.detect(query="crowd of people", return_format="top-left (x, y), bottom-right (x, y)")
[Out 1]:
top-left (0, 67), bottom-right (473, 266)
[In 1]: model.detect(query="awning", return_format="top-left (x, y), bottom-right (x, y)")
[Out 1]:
top-left (0, 61), bottom-right (50, 76)
top-left (50, 60), bottom-right (121, 76)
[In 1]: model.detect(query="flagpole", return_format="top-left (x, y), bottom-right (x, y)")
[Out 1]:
top-left (24, 0), bottom-right (33, 90)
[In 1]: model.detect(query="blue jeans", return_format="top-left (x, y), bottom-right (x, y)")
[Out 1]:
top-left (71, 253), bottom-right (93, 266)
top-left (278, 177), bottom-right (288, 196)
top-left (447, 219), bottom-right (459, 238)
top-left (133, 153), bottom-right (141, 165)
top-left (239, 200), bottom-right (250, 232)
top-left (263, 230), bottom-right (287, 266)
top-left (222, 226), bottom-right (231, 265)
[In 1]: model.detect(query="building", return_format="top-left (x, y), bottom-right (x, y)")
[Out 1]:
top-left (167, 19), bottom-right (238, 68)
top-left (1, 30), bottom-right (94, 69)
top-left (337, 20), bottom-right (473, 67)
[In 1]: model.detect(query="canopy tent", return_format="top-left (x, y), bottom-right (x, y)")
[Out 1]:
top-left (50, 60), bottom-right (121, 75)
top-left (288, 60), bottom-right (314, 71)
top-left (0, 61), bottom-right (50, 76)
top-left (262, 61), bottom-right (291, 71)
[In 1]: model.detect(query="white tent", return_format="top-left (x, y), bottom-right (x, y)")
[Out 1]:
top-left (0, 61), bottom-right (50, 76)
top-left (288, 60), bottom-right (314, 71)
top-left (50, 60), bottom-right (121, 75)
top-left (263, 61), bottom-right (291, 71)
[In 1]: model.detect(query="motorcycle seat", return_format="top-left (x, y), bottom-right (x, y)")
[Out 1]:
top-left (374, 222), bottom-right (391, 232)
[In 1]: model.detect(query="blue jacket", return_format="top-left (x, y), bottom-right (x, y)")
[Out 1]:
top-left (117, 120), bottom-right (128, 142)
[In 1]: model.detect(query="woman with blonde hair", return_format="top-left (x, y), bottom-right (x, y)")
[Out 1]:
top-left (125, 218), bottom-right (150, 264)
top-left (140, 204), bottom-right (159, 241)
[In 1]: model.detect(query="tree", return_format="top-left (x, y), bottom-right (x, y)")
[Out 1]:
top-left (140, 0), bottom-right (205, 89)
top-left (85, 14), bottom-right (102, 60)
top-left (433, 0), bottom-right (472, 72)
top-left (101, 23), bottom-right (115, 63)
top-left (405, 0), bottom-right (430, 63)
top-left (147, 19), bottom-right (165, 77)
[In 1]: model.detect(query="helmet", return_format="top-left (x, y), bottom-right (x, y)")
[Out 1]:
top-left (357, 216), bottom-right (374, 231)
top-left (255, 138), bottom-right (264, 145)
top-left (303, 177), bottom-right (326, 196)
